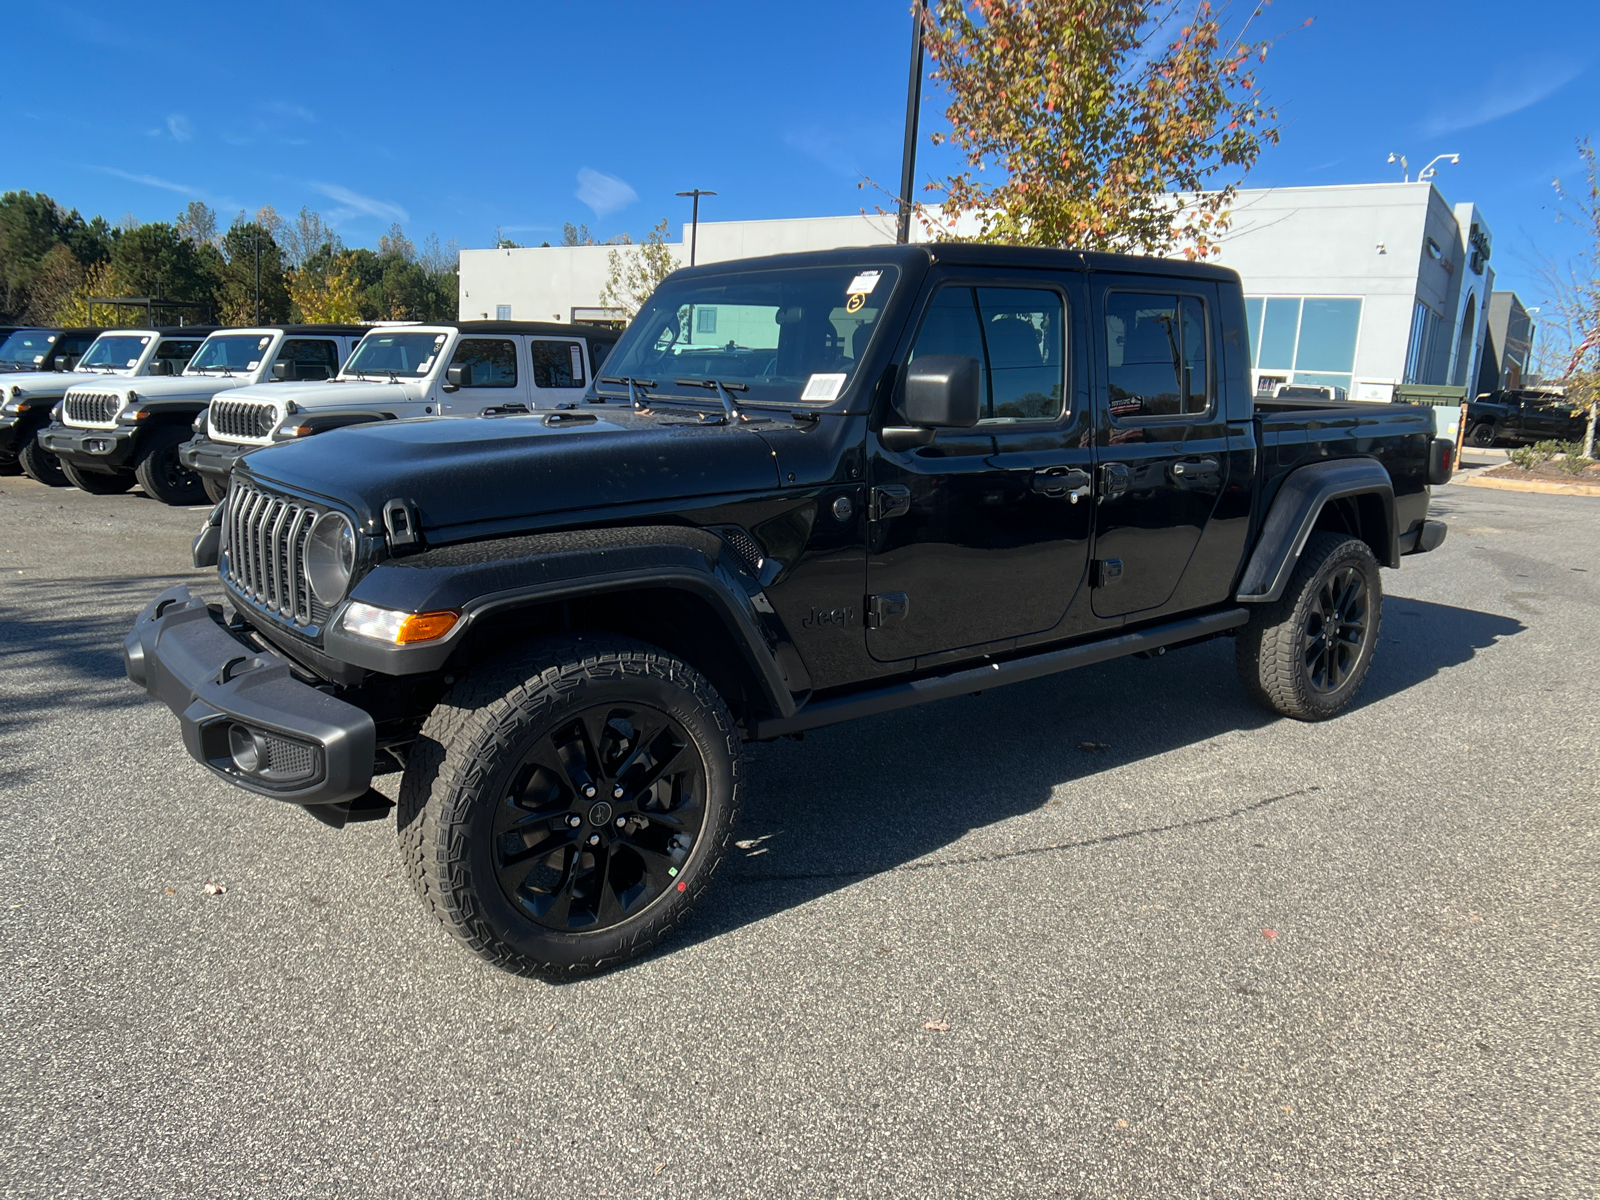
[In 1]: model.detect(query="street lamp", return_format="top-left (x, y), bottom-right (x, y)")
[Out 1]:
top-left (1418, 153), bottom-right (1461, 182)
top-left (897, 0), bottom-right (930, 244)
top-left (1387, 152), bottom-right (1409, 182)
top-left (675, 189), bottom-right (717, 266)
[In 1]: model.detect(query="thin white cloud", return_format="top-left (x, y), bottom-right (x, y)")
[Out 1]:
top-left (167, 114), bottom-right (194, 142)
top-left (576, 168), bottom-right (637, 218)
top-left (1421, 59), bottom-right (1589, 136)
top-left (91, 165), bottom-right (237, 210)
top-left (309, 182), bottom-right (409, 224)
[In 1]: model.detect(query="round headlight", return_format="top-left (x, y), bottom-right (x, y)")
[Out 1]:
top-left (306, 511), bottom-right (357, 606)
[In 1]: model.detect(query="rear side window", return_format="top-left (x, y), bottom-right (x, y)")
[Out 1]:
top-left (530, 340), bottom-right (586, 388)
top-left (156, 339), bottom-right (202, 367)
top-left (451, 338), bottom-right (517, 387)
top-left (589, 341), bottom-right (615, 371)
top-left (277, 339), bottom-right (340, 380)
top-left (1105, 293), bottom-right (1209, 419)
top-left (907, 285), bottom-right (1066, 422)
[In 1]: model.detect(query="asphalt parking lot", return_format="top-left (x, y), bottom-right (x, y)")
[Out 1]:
top-left (1, 474), bottom-right (1595, 1200)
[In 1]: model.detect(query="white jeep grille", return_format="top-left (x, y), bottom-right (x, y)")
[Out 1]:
top-left (223, 479), bottom-right (328, 628)
top-left (63, 391), bottom-right (122, 426)
top-left (209, 398), bottom-right (278, 442)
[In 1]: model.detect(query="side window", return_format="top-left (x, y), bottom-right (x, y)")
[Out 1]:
top-left (530, 341), bottom-right (586, 388)
top-left (156, 339), bottom-right (201, 367)
top-left (589, 341), bottom-right (614, 372)
top-left (276, 339), bottom-right (339, 381)
top-left (976, 287), bottom-right (1065, 420)
top-left (451, 338), bottom-right (517, 387)
top-left (1104, 293), bottom-right (1209, 420)
top-left (57, 336), bottom-right (95, 363)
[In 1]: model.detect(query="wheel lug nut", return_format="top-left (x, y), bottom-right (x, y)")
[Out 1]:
top-left (584, 785), bottom-right (597, 798)
top-left (613, 786), bottom-right (624, 799)
top-left (568, 816), bottom-right (582, 827)
top-left (615, 817), bottom-right (626, 828)
top-left (587, 834), bottom-right (600, 846)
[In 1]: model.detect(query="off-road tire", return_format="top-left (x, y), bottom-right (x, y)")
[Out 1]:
top-left (202, 474), bottom-right (229, 504)
top-left (1468, 422), bottom-right (1497, 448)
top-left (1236, 531), bottom-right (1382, 721)
top-left (134, 426), bottom-right (208, 505)
top-left (397, 634), bottom-right (743, 979)
top-left (18, 438), bottom-right (67, 487)
top-left (61, 461), bottom-right (136, 495)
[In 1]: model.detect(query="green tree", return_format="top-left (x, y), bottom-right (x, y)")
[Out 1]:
top-left (175, 201), bottom-right (219, 249)
top-left (107, 222), bottom-right (221, 322)
top-left (216, 220), bottom-right (291, 325)
top-left (599, 218), bottom-right (678, 321)
top-left (910, 0), bottom-right (1286, 257)
top-left (0, 191), bottom-right (116, 319)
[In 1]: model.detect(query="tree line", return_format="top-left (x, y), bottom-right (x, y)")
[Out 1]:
top-left (0, 193), bottom-right (459, 327)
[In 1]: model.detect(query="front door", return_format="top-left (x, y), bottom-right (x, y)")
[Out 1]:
top-left (1090, 277), bottom-right (1231, 618)
top-left (448, 336), bottom-right (528, 412)
top-left (865, 274), bottom-right (1095, 663)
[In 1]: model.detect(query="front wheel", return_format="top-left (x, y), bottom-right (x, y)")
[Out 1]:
top-left (18, 438), bottom-right (68, 487)
top-left (1236, 532), bottom-right (1383, 721)
top-left (61, 462), bottom-right (136, 495)
top-left (1468, 422), bottom-right (1497, 448)
top-left (201, 474), bottom-right (229, 504)
top-left (0, 452), bottom-right (20, 477)
top-left (134, 427), bottom-right (208, 505)
top-left (398, 635), bottom-right (742, 979)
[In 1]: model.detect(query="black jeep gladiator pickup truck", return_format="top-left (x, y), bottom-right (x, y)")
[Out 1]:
top-left (125, 245), bottom-right (1452, 978)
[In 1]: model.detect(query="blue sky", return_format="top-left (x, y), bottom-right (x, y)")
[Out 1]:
top-left (3, 0), bottom-right (1595, 306)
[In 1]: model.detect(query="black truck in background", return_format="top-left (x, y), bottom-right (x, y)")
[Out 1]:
top-left (125, 245), bottom-right (1452, 978)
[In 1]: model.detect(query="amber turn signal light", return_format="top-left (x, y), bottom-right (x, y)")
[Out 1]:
top-left (395, 610), bottom-right (460, 644)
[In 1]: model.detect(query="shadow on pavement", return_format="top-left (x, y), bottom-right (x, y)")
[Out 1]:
top-left (666, 596), bottom-right (1525, 959)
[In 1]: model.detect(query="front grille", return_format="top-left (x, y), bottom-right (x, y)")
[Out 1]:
top-left (223, 479), bottom-right (328, 627)
top-left (210, 398), bottom-right (277, 441)
top-left (63, 391), bottom-right (121, 425)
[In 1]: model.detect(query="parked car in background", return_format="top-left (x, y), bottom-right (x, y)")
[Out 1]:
top-left (0, 326), bottom-right (101, 374)
top-left (1, 327), bottom-right (213, 484)
top-left (179, 320), bottom-right (619, 499)
top-left (1466, 388), bottom-right (1587, 447)
top-left (37, 325), bottom-right (364, 504)
top-left (1274, 382), bottom-right (1349, 402)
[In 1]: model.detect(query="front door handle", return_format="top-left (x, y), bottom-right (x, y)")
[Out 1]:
top-left (1030, 466), bottom-right (1092, 502)
top-left (1170, 458), bottom-right (1219, 482)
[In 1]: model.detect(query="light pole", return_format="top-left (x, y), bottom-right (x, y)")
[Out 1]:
top-left (897, 0), bottom-right (929, 244)
top-left (675, 189), bottom-right (717, 266)
top-left (1417, 153), bottom-right (1461, 182)
top-left (253, 227), bottom-right (262, 325)
top-left (1387, 152), bottom-right (1409, 182)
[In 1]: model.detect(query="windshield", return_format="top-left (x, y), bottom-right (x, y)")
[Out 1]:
top-left (188, 333), bottom-right (275, 373)
top-left (343, 331), bottom-right (448, 378)
top-left (597, 265), bottom-right (899, 407)
top-left (0, 330), bottom-right (62, 367)
top-left (78, 334), bottom-right (152, 372)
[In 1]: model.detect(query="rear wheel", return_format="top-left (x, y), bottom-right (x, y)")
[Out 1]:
top-left (1237, 532), bottom-right (1382, 721)
top-left (18, 438), bottom-right (68, 487)
top-left (201, 474), bottom-right (229, 504)
top-left (134, 426), bottom-right (208, 505)
top-left (61, 461), bottom-right (136, 495)
top-left (1468, 422), bottom-right (1496, 448)
top-left (398, 635), bottom-right (742, 979)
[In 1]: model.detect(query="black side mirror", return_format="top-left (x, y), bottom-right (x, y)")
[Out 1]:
top-left (153, 359), bottom-right (174, 376)
top-left (903, 355), bottom-right (982, 428)
top-left (272, 360), bottom-right (293, 381)
top-left (53, 358), bottom-right (72, 373)
top-left (445, 363), bottom-right (472, 390)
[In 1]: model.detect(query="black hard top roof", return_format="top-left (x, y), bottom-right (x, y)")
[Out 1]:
top-left (364, 320), bottom-right (616, 339)
top-left (211, 324), bottom-right (370, 336)
top-left (669, 242), bottom-right (1241, 284)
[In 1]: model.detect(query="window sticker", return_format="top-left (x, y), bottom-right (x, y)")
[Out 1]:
top-left (126, 359), bottom-right (138, 367)
top-left (800, 373), bottom-right (846, 402)
top-left (846, 271), bottom-right (882, 296)
top-left (418, 356), bottom-right (434, 374)
top-left (258, 337), bottom-right (271, 349)
top-left (139, 337), bottom-right (151, 345)
top-left (247, 360), bottom-right (260, 370)
top-left (569, 345), bottom-right (584, 379)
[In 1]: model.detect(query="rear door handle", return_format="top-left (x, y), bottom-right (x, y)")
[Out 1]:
top-left (1170, 458), bottom-right (1219, 481)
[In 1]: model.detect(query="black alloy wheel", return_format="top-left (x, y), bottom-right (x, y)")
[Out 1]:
top-left (18, 438), bottom-right (68, 487)
top-left (1468, 422), bottom-right (1497, 448)
top-left (493, 704), bottom-right (707, 932)
top-left (1303, 563), bottom-right (1369, 694)
top-left (134, 427), bottom-right (208, 505)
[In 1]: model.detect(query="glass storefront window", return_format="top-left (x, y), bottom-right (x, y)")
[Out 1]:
top-left (1246, 295), bottom-right (1363, 392)
top-left (1257, 298), bottom-right (1301, 370)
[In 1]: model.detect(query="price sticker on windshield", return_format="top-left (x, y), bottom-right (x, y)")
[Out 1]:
top-left (801, 373), bottom-right (846, 402)
top-left (846, 271), bottom-right (882, 297)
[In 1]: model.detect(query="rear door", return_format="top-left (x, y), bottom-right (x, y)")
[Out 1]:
top-left (865, 270), bottom-right (1096, 663)
top-left (1089, 276), bottom-right (1231, 618)
top-left (527, 336), bottom-right (590, 408)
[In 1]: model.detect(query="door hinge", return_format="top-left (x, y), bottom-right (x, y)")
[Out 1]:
top-left (865, 592), bottom-right (909, 628)
top-left (869, 484), bottom-right (911, 522)
top-left (1092, 559), bottom-right (1124, 588)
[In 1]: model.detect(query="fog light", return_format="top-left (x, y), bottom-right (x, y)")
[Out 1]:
top-left (228, 724), bottom-right (265, 773)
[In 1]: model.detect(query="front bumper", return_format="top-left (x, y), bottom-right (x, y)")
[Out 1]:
top-left (0, 410), bottom-right (46, 455)
top-left (180, 433), bottom-right (256, 480)
top-left (37, 420), bottom-right (138, 471)
top-left (125, 585), bottom-right (376, 805)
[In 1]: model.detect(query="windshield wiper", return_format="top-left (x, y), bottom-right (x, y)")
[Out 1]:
top-left (674, 377), bottom-right (747, 422)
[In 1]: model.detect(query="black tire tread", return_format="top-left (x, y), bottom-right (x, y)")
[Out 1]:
top-left (397, 634), bottom-right (742, 979)
top-left (1236, 531), bottom-right (1382, 721)
top-left (18, 438), bottom-right (67, 487)
top-left (61, 461), bottom-right (135, 494)
top-left (134, 426), bottom-right (207, 505)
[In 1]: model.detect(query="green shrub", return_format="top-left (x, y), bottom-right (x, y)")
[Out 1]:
top-left (1557, 450), bottom-right (1594, 475)
top-left (1532, 440), bottom-right (1566, 462)
top-left (1508, 446), bottom-right (1541, 469)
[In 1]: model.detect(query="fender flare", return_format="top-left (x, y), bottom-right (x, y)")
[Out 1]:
top-left (295, 410), bottom-right (398, 433)
top-left (322, 525), bottom-right (801, 718)
top-left (1236, 458), bottom-right (1396, 604)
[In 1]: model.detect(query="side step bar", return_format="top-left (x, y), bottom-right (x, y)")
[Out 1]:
top-left (750, 607), bottom-right (1249, 740)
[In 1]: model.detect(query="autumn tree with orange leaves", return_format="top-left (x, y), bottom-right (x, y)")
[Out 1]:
top-left (915, 0), bottom-right (1291, 258)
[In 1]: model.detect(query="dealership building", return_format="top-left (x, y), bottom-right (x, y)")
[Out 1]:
top-left (459, 182), bottom-right (1519, 400)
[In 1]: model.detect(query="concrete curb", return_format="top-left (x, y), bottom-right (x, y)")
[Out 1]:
top-left (1457, 473), bottom-right (1600, 497)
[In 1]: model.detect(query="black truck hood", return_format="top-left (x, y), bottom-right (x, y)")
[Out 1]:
top-left (243, 410), bottom-right (782, 536)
